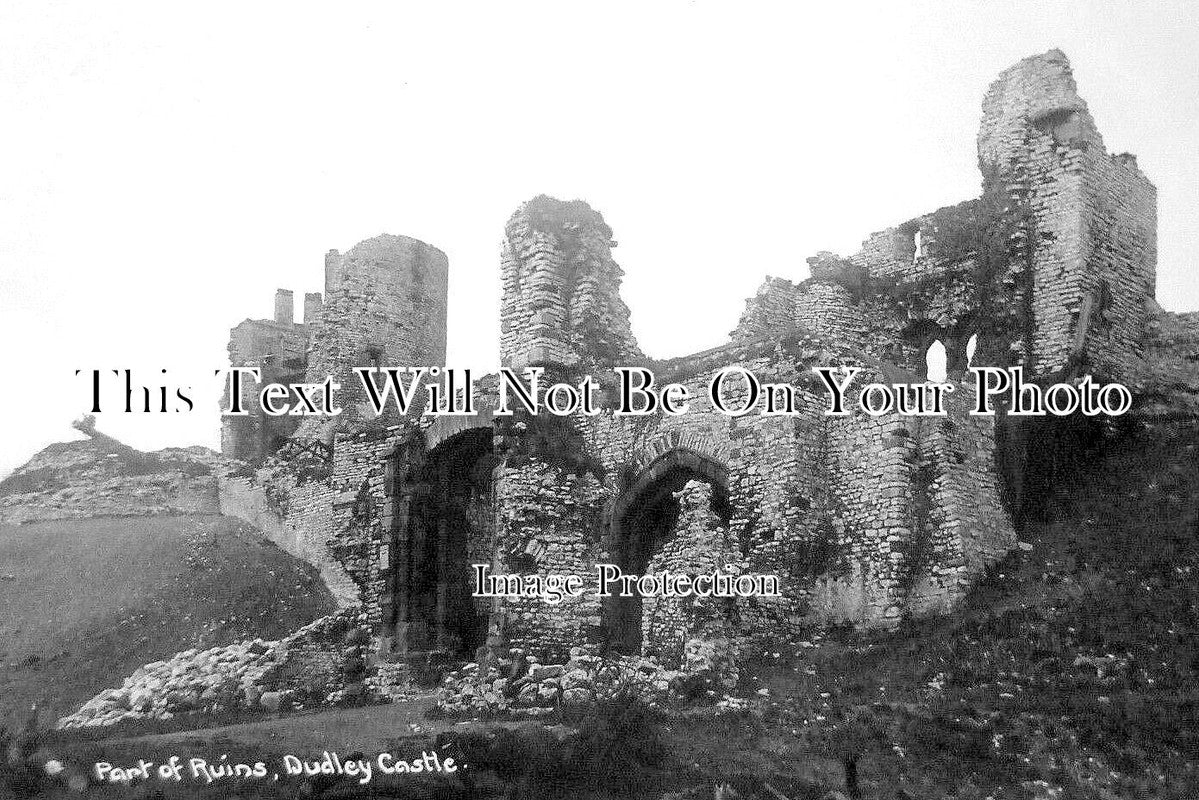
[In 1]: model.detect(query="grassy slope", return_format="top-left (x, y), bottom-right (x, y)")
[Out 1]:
top-left (0, 515), bottom-right (336, 729)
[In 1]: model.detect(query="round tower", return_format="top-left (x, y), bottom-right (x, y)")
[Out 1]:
top-left (301, 234), bottom-right (449, 435)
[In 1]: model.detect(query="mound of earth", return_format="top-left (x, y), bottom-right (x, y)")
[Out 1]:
top-left (0, 514), bottom-right (336, 729)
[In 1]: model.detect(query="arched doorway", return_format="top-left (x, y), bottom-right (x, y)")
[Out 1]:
top-left (394, 427), bottom-right (496, 659)
top-left (604, 448), bottom-right (731, 655)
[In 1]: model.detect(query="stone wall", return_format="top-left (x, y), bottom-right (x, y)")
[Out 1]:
top-left (500, 196), bottom-right (641, 370)
top-left (457, 331), bottom-right (1014, 676)
top-left (432, 342), bottom-right (1014, 712)
top-left (488, 458), bottom-right (608, 662)
top-left (732, 276), bottom-right (870, 355)
top-left (818, 378), bottom-right (1013, 621)
top-left (977, 48), bottom-right (1156, 381)
top-left (725, 51), bottom-right (1156, 387)
top-left (641, 481), bottom-right (746, 678)
top-left (216, 471), bottom-right (355, 606)
top-left (300, 235), bottom-right (449, 438)
top-left (222, 301), bottom-right (312, 463)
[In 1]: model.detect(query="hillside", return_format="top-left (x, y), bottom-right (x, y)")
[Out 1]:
top-left (709, 419), bottom-right (1199, 798)
top-left (0, 514), bottom-right (336, 730)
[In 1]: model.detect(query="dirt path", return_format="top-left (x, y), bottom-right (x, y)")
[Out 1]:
top-left (105, 695), bottom-right (463, 753)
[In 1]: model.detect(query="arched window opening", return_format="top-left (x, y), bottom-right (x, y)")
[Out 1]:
top-left (925, 339), bottom-right (948, 383)
top-left (965, 333), bottom-right (979, 368)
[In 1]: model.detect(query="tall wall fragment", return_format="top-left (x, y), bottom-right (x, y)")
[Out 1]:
top-left (500, 196), bottom-right (641, 370)
top-left (978, 49), bottom-right (1156, 380)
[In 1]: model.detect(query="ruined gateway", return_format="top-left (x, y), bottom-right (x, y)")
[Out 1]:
top-left (60, 50), bottom-right (1165, 724)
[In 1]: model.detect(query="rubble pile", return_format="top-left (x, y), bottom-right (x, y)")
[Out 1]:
top-left (56, 638), bottom-right (282, 729)
top-left (437, 646), bottom-right (686, 717)
top-left (56, 608), bottom-right (389, 729)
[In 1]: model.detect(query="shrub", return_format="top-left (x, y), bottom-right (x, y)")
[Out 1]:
top-left (566, 693), bottom-right (667, 793)
top-left (1, 716), bottom-right (50, 799)
top-left (826, 707), bottom-right (891, 799)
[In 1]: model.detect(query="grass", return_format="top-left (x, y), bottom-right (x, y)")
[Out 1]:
top-left (0, 514), bottom-right (335, 730)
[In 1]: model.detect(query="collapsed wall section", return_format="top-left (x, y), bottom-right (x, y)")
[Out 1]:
top-left (731, 275), bottom-right (868, 352)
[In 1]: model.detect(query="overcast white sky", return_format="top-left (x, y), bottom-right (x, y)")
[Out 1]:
top-left (1, 1), bottom-right (1196, 477)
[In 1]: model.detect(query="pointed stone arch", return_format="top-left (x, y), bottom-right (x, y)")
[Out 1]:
top-left (603, 446), bottom-right (732, 654)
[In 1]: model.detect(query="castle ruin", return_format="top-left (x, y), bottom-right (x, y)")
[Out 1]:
top-left (206, 49), bottom-right (1160, 712)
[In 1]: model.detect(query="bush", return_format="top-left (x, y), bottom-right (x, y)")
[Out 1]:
top-left (826, 707), bottom-right (891, 799)
top-left (1, 716), bottom-right (50, 799)
top-left (566, 693), bottom-right (667, 792)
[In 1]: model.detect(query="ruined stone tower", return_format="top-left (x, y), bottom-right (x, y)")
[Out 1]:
top-left (222, 234), bottom-right (449, 462)
top-left (221, 289), bottom-right (314, 462)
top-left (299, 234), bottom-right (449, 437)
top-left (500, 196), bottom-right (641, 370)
top-left (977, 49), bottom-right (1157, 380)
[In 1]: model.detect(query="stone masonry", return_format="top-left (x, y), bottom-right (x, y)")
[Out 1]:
top-left (64, 50), bottom-right (1180, 725)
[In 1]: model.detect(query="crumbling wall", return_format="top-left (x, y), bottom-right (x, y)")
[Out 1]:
top-left (641, 481), bottom-right (745, 677)
top-left (216, 471), bottom-right (354, 606)
top-left (794, 281), bottom-right (869, 352)
top-left (813, 373), bottom-right (1014, 623)
top-left (1075, 149), bottom-right (1157, 379)
top-left (902, 405), bottom-right (1015, 615)
top-left (222, 299), bottom-right (311, 463)
top-left (433, 340), bottom-right (1016, 718)
top-left (767, 51), bottom-right (1157, 384)
top-left (481, 332), bottom-right (1015, 663)
top-left (731, 275), bottom-right (868, 352)
top-left (500, 196), bottom-right (641, 370)
top-left (977, 48), bottom-right (1156, 380)
top-left (731, 277), bottom-right (802, 343)
top-left (321, 427), bottom-right (411, 631)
